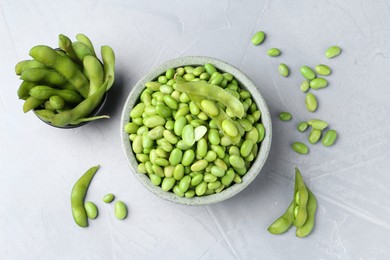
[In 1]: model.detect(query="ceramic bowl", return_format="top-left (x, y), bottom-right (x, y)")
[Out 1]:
top-left (121, 56), bottom-right (272, 205)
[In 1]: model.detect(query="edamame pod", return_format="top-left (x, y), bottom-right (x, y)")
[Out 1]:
top-left (296, 189), bottom-right (317, 237)
top-left (29, 45), bottom-right (90, 98)
top-left (20, 68), bottom-right (68, 86)
top-left (176, 81), bottom-right (244, 118)
top-left (58, 34), bottom-right (79, 64)
top-left (101, 45), bottom-right (115, 90)
top-left (50, 79), bottom-right (108, 127)
top-left (71, 165), bottom-right (100, 227)
top-left (76, 33), bottom-right (96, 56)
top-left (84, 55), bottom-right (104, 96)
top-left (30, 86), bottom-right (83, 104)
top-left (267, 201), bottom-right (294, 234)
top-left (294, 168), bottom-right (309, 228)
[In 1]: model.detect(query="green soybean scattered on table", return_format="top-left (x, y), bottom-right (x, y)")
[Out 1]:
top-left (15, 33), bottom-right (116, 127)
top-left (125, 64), bottom-right (265, 197)
top-left (251, 31), bottom-right (266, 45)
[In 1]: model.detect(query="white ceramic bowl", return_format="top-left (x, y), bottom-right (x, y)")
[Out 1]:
top-left (121, 56), bottom-right (272, 205)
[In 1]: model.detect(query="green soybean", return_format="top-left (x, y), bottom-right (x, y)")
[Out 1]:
top-left (84, 201), bottom-right (98, 219)
top-left (191, 160), bottom-right (208, 172)
top-left (292, 142), bottom-right (309, 155)
top-left (279, 112), bottom-right (292, 121)
top-left (204, 173), bottom-right (217, 183)
top-left (256, 123), bottom-right (265, 143)
top-left (204, 63), bottom-right (217, 75)
top-left (322, 130), bottom-right (337, 147)
top-left (300, 80), bottom-right (310, 93)
top-left (315, 64), bottom-right (331, 76)
top-left (221, 169), bottom-right (235, 186)
top-left (251, 31), bottom-right (265, 45)
top-left (240, 140), bottom-right (254, 157)
top-left (308, 129), bottom-right (322, 144)
top-left (201, 100), bottom-right (219, 116)
top-left (325, 46), bottom-right (341, 59)
top-left (174, 116), bottom-right (187, 136)
top-left (210, 166), bottom-right (225, 178)
top-left (103, 193), bottom-right (115, 203)
top-left (49, 95), bottom-right (65, 110)
top-left (278, 63), bottom-right (289, 77)
top-left (149, 174), bottom-right (162, 186)
top-left (310, 78), bottom-right (328, 90)
top-left (182, 124), bottom-right (195, 146)
top-left (300, 66), bottom-right (316, 80)
top-left (222, 119), bottom-right (238, 137)
top-left (114, 201), bottom-right (128, 220)
top-left (208, 181), bottom-right (222, 190)
top-left (191, 173), bottom-right (203, 186)
top-left (162, 177), bottom-right (176, 191)
top-left (308, 119), bottom-right (328, 130)
top-left (185, 190), bottom-right (196, 198)
top-left (305, 93), bottom-right (318, 112)
top-left (195, 181), bottom-right (207, 196)
top-left (297, 122), bottom-right (309, 132)
top-left (229, 155), bottom-right (245, 168)
top-left (267, 48), bottom-right (281, 57)
top-left (182, 150), bottom-right (195, 166)
top-left (178, 175), bottom-right (191, 193)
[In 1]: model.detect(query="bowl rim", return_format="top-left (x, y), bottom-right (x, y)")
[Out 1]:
top-left (120, 56), bottom-right (272, 205)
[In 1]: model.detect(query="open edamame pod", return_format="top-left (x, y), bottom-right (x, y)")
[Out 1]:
top-left (71, 165), bottom-right (100, 227)
top-left (296, 188), bottom-right (317, 237)
top-left (293, 167), bottom-right (309, 228)
top-left (176, 81), bottom-right (245, 119)
top-left (267, 201), bottom-right (294, 234)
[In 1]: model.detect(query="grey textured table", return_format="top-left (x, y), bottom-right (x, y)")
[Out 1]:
top-left (1, 0), bottom-right (390, 259)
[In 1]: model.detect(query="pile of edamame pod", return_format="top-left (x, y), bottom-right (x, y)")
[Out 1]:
top-left (125, 63), bottom-right (265, 198)
top-left (15, 33), bottom-right (115, 127)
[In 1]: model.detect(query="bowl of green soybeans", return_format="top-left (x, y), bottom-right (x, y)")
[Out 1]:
top-left (121, 56), bottom-right (272, 205)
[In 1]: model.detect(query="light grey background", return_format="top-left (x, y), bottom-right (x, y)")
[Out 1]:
top-left (1, 0), bottom-right (390, 259)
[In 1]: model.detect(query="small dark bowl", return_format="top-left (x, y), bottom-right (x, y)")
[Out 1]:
top-left (34, 92), bottom-right (108, 129)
